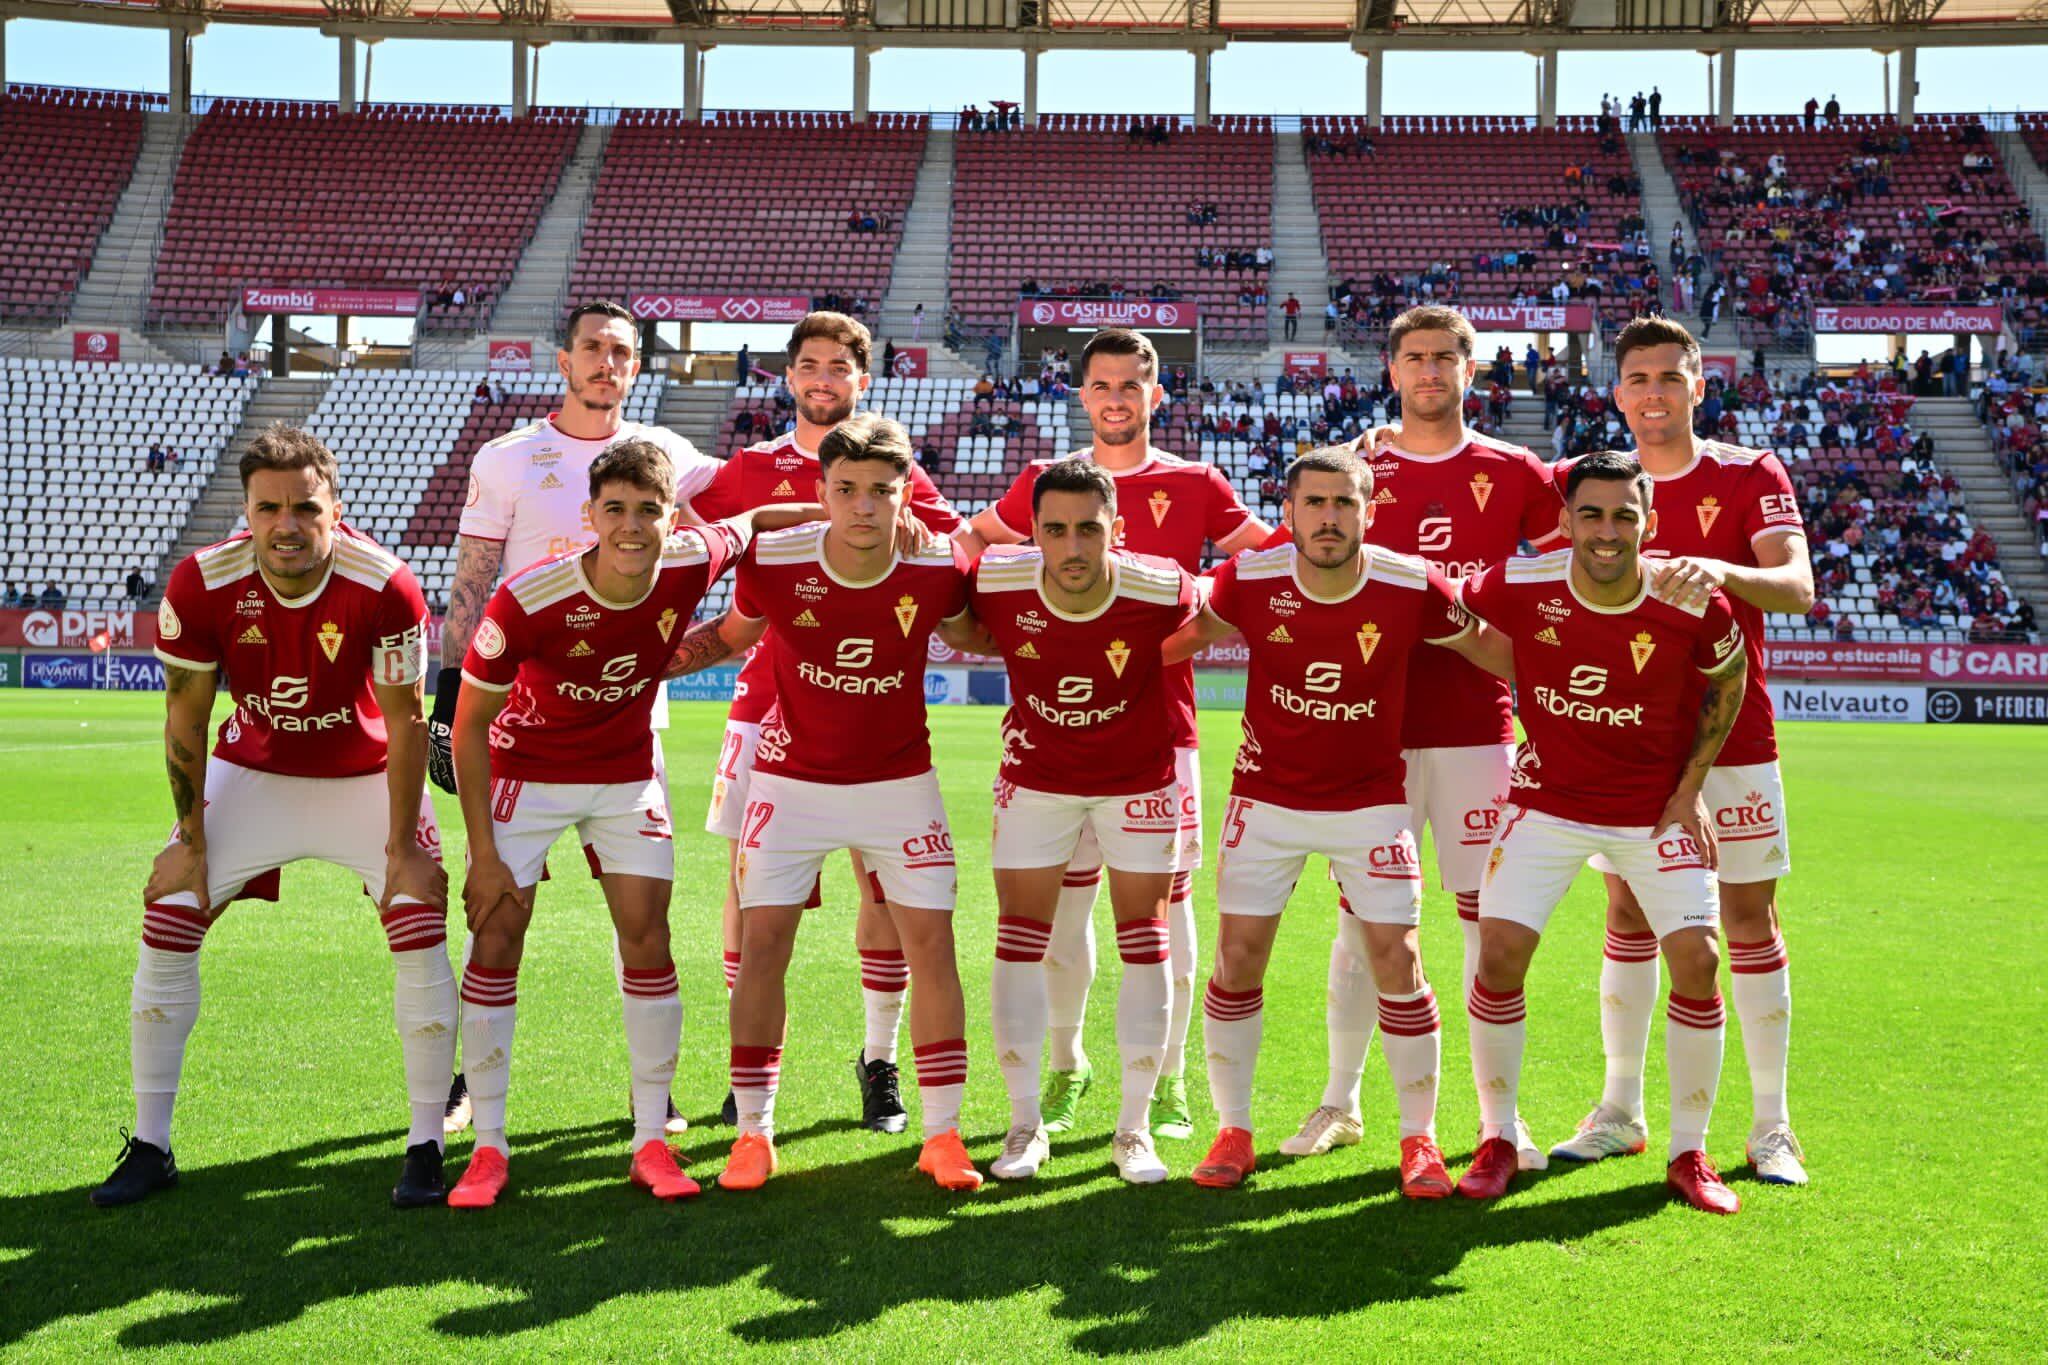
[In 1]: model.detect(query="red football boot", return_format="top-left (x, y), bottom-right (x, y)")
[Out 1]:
top-left (630, 1140), bottom-right (701, 1201)
top-left (447, 1146), bottom-right (509, 1210)
top-left (1399, 1135), bottom-right (1454, 1200)
top-left (1191, 1128), bottom-right (1257, 1189)
top-left (1454, 1136), bottom-right (1519, 1200)
top-left (1666, 1150), bottom-right (1740, 1215)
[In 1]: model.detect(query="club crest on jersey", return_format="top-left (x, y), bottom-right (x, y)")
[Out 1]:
top-left (1629, 631), bottom-right (1657, 673)
top-left (1106, 638), bottom-right (1131, 677)
top-left (1266, 624), bottom-right (1294, 643)
top-left (1147, 489), bottom-right (1172, 528)
top-left (565, 604), bottom-right (603, 631)
top-left (539, 473), bottom-right (563, 490)
top-left (1696, 496), bottom-right (1723, 535)
top-left (792, 609), bottom-right (821, 628)
top-left (1535, 625), bottom-right (1562, 646)
top-left (316, 622), bottom-right (343, 663)
top-left (474, 618), bottom-right (506, 659)
top-left (1469, 472), bottom-right (1494, 511)
top-left (796, 576), bottom-right (829, 603)
top-left (1016, 640), bottom-right (1039, 659)
top-left (771, 479), bottom-right (796, 498)
top-left (567, 639), bottom-right (594, 658)
top-left (894, 594), bottom-right (919, 637)
top-left (1356, 622), bottom-right (1381, 665)
top-left (237, 623), bottom-right (266, 646)
top-left (1015, 609), bottom-right (1048, 635)
top-left (657, 608), bottom-right (679, 643)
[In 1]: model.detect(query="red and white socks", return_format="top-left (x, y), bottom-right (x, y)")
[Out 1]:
top-left (912, 1037), bottom-right (968, 1137)
top-left (992, 916), bottom-right (1053, 1128)
top-left (1114, 918), bottom-right (1171, 1132)
top-left (857, 948), bottom-right (909, 1067)
top-left (1665, 991), bottom-right (1726, 1160)
top-left (722, 950), bottom-right (742, 995)
top-left (1466, 980), bottom-right (1526, 1142)
top-left (1044, 865), bottom-right (1102, 1072)
top-left (1599, 928), bottom-right (1661, 1118)
top-left (1202, 980), bottom-right (1263, 1132)
top-left (1377, 986), bottom-right (1441, 1139)
top-left (1728, 933), bottom-right (1792, 1133)
top-left (130, 900), bottom-right (210, 1149)
top-left (1321, 907), bottom-right (1376, 1114)
top-left (459, 962), bottom-right (519, 1155)
top-left (381, 900), bottom-right (457, 1151)
top-left (729, 1044), bottom-right (783, 1137)
top-left (620, 960), bottom-right (682, 1149)
top-left (1162, 872), bottom-right (1197, 1081)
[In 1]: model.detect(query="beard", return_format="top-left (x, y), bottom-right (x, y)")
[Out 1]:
top-left (797, 393), bottom-right (857, 429)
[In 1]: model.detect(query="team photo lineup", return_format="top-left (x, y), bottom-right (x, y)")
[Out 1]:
top-left (92, 297), bottom-right (1821, 1222)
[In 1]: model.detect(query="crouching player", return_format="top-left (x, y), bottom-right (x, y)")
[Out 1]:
top-left (1453, 452), bottom-right (1749, 1214)
top-left (96, 425), bottom-right (453, 1210)
top-left (1163, 447), bottom-right (1506, 1196)
top-left (447, 439), bottom-right (795, 1208)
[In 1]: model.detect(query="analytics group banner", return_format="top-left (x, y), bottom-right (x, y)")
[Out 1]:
top-left (628, 294), bottom-right (812, 323)
top-left (1764, 639), bottom-right (2048, 685)
top-left (1810, 304), bottom-right (2005, 335)
top-left (1016, 299), bottom-right (1198, 330)
top-left (241, 287), bottom-right (422, 317)
top-left (1457, 303), bottom-right (1595, 333)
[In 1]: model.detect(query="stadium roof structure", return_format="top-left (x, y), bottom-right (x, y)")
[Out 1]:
top-left (8, 0), bottom-right (2047, 47)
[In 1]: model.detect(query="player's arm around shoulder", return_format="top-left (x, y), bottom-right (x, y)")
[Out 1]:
top-left (1164, 558), bottom-right (1238, 665)
top-left (1660, 595), bottom-right (1749, 868)
top-left (1424, 564), bottom-right (1512, 680)
top-left (665, 608), bottom-right (766, 681)
top-left (144, 662), bottom-right (219, 912)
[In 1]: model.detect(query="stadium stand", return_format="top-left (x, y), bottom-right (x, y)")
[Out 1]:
top-left (0, 86), bottom-right (154, 325)
top-left (1656, 115), bottom-right (2044, 347)
top-left (0, 358), bottom-right (253, 610)
top-left (570, 111), bottom-right (926, 316)
top-left (948, 117), bottom-right (1275, 343)
top-left (1303, 117), bottom-right (1653, 334)
top-left (148, 103), bottom-right (583, 334)
top-left (1979, 360), bottom-right (2048, 563)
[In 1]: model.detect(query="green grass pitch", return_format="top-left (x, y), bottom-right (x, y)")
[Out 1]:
top-left (1, 692), bottom-right (2043, 1358)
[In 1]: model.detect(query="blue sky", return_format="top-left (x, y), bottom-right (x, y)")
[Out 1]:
top-left (9, 19), bottom-right (2042, 117)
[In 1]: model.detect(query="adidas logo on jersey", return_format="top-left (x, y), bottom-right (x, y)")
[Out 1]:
top-left (793, 609), bottom-right (821, 628)
top-left (1016, 641), bottom-right (1038, 659)
top-left (237, 623), bottom-right (266, 645)
top-left (1535, 626), bottom-right (1562, 646)
top-left (539, 473), bottom-right (563, 490)
top-left (568, 640), bottom-right (594, 657)
top-left (771, 479), bottom-right (796, 498)
top-left (1266, 624), bottom-right (1294, 643)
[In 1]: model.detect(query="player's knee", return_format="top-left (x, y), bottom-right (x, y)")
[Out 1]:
top-left (1661, 930), bottom-right (1720, 994)
top-left (1363, 926), bottom-right (1424, 993)
top-left (1602, 882), bottom-right (1651, 933)
top-left (1211, 936), bottom-right (1266, 991)
top-left (1476, 929), bottom-right (1531, 993)
top-left (1719, 884), bottom-right (1778, 940)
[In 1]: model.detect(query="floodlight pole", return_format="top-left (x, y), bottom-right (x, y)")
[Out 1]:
top-left (168, 25), bottom-right (191, 115)
top-left (512, 37), bottom-right (531, 117)
top-left (339, 34), bottom-right (358, 113)
top-left (1364, 48), bottom-right (1383, 130)
top-left (1023, 45), bottom-right (1040, 128)
top-left (1715, 49), bottom-right (1736, 128)
top-left (683, 40), bottom-right (705, 121)
top-left (1534, 48), bottom-right (1558, 128)
top-left (1895, 44), bottom-right (1916, 128)
top-left (853, 44), bottom-right (873, 124)
top-left (1192, 46), bottom-right (1212, 128)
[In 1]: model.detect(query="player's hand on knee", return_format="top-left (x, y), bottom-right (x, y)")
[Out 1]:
top-left (463, 855), bottom-right (523, 933)
top-left (1659, 789), bottom-right (1718, 872)
top-left (383, 844), bottom-right (449, 914)
top-left (145, 841), bottom-right (210, 915)
top-left (426, 667), bottom-right (461, 794)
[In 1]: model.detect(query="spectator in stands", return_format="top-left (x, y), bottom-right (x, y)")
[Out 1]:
top-left (1, 585), bottom-right (17, 608)
top-left (474, 378), bottom-right (492, 403)
top-left (146, 442), bottom-right (165, 473)
top-left (911, 303), bottom-right (925, 340)
top-left (1804, 96), bottom-right (1820, 130)
top-left (1824, 94), bottom-right (1841, 126)
top-left (917, 441), bottom-right (939, 474)
top-left (1628, 92), bottom-right (1646, 132)
top-left (125, 567), bottom-right (148, 601)
top-left (39, 583), bottom-right (63, 610)
top-left (1648, 86), bottom-right (1662, 127)
top-left (1254, 246), bottom-right (1274, 273)
top-left (990, 99), bottom-right (1019, 130)
top-left (973, 373), bottom-right (995, 408)
top-left (882, 339), bottom-right (898, 375)
top-left (215, 351), bottom-right (235, 378)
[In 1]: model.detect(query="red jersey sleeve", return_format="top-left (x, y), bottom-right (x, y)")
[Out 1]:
top-left (908, 464), bottom-right (964, 534)
top-left (1171, 565), bottom-right (1199, 628)
top-left (1458, 561), bottom-right (1510, 628)
top-left (1205, 555), bottom-right (1243, 628)
top-left (686, 457), bottom-right (745, 523)
top-left (153, 556), bottom-right (220, 672)
top-left (371, 562), bottom-right (430, 690)
top-left (1740, 454), bottom-right (1805, 545)
top-left (941, 543), bottom-right (973, 618)
top-left (1518, 453), bottom-right (1567, 549)
top-left (1693, 590), bottom-right (1745, 674)
top-left (1255, 523), bottom-right (1290, 552)
top-left (680, 518), bottom-right (752, 582)
top-left (1202, 465), bottom-right (1257, 547)
top-left (1420, 565), bottom-right (1474, 642)
top-left (989, 464), bottom-right (1038, 539)
top-left (731, 553), bottom-right (768, 622)
top-left (461, 587), bottom-right (530, 692)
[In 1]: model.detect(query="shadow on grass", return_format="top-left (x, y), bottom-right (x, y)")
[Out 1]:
top-left (0, 1118), bottom-right (1669, 1354)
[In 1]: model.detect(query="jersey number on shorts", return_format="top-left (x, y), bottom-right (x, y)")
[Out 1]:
top-left (716, 730), bottom-right (745, 780)
top-left (1221, 797), bottom-right (1251, 850)
top-left (741, 800), bottom-right (774, 849)
top-left (491, 778), bottom-right (524, 824)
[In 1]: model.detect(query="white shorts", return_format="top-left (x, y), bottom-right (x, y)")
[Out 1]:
top-left (485, 769), bottom-right (675, 887)
top-left (1588, 761), bottom-right (1790, 887)
top-left (703, 719), bottom-right (761, 839)
top-left (992, 780), bottom-right (1184, 874)
top-left (1067, 746), bottom-right (1203, 877)
top-left (739, 769), bottom-right (956, 912)
top-left (158, 757), bottom-right (442, 908)
top-left (1403, 743), bottom-right (1514, 894)
top-left (1218, 798), bottom-right (1422, 925)
top-left (1480, 804), bottom-right (1718, 941)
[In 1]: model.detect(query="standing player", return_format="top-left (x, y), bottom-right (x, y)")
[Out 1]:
top-left (690, 311), bottom-right (971, 1134)
top-left (1283, 305), bottom-right (1563, 1171)
top-left (1163, 448), bottom-right (1505, 1196)
top-left (95, 426), bottom-right (454, 1210)
top-left (1548, 319), bottom-right (1814, 1184)
top-left (444, 440), bottom-right (796, 1209)
top-left (965, 460), bottom-right (1196, 1184)
top-left (967, 327), bottom-right (1270, 1140)
top-left (1454, 452), bottom-right (1748, 1214)
top-left (667, 413), bottom-right (985, 1192)
top-left (429, 299), bottom-right (719, 1134)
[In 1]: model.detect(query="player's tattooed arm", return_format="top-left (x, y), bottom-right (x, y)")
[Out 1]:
top-left (1659, 654), bottom-right (1747, 871)
top-left (1652, 534), bottom-right (1815, 616)
top-left (147, 664), bottom-right (218, 911)
top-left (665, 611), bottom-right (765, 679)
top-left (442, 535), bottom-right (506, 667)
top-left (745, 502), bottom-right (827, 533)
top-left (936, 607), bottom-right (998, 658)
top-left (1161, 605), bottom-right (1239, 665)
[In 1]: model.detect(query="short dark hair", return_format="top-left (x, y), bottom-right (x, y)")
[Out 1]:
top-left (1078, 327), bottom-right (1159, 385)
top-left (240, 423), bottom-right (340, 499)
top-left (1031, 458), bottom-right (1117, 515)
top-left (563, 299), bottom-right (636, 348)
top-left (1564, 450), bottom-right (1653, 506)
top-left (818, 410), bottom-right (912, 474)
top-left (1388, 304), bottom-right (1477, 360)
top-left (1285, 445), bottom-right (1373, 499)
top-left (1612, 316), bottom-right (1703, 377)
top-left (788, 311), bottom-right (872, 375)
top-left (586, 437), bottom-right (674, 501)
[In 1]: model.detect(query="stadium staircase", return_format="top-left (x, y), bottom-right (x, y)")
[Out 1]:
top-left (71, 111), bottom-right (189, 332)
top-left (1626, 129), bottom-right (1711, 332)
top-left (1919, 395), bottom-right (2048, 613)
top-left (1268, 130), bottom-right (1334, 345)
top-left (658, 380), bottom-right (737, 460)
top-left (154, 375), bottom-right (330, 594)
top-left (877, 129), bottom-right (972, 377)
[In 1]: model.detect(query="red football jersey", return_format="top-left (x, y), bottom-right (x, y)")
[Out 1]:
top-left (969, 547), bottom-right (1196, 796)
top-left (1354, 429), bottom-right (1565, 749)
top-left (732, 524), bottom-right (969, 785)
top-left (462, 522), bottom-right (748, 784)
top-left (989, 446), bottom-right (1257, 749)
top-left (1209, 544), bottom-right (1471, 811)
top-left (692, 431), bottom-right (963, 725)
top-left (153, 525), bottom-right (428, 779)
top-left (1461, 551), bottom-right (1745, 829)
top-left (1633, 441), bottom-right (1803, 767)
